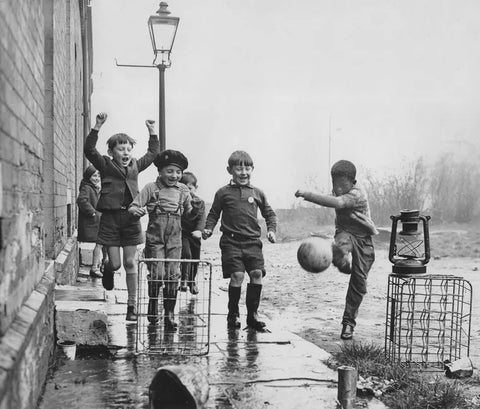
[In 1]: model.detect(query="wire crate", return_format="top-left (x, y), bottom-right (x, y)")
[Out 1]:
top-left (136, 258), bottom-right (212, 356)
top-left (385, 274), bottom-right (472, 368)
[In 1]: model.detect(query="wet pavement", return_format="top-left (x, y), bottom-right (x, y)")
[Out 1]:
top-left (38, 261), bottom-right (386, 409)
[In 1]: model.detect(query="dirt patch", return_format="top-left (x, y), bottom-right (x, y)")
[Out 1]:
top-left (202, 228), bottom-right (480, 401)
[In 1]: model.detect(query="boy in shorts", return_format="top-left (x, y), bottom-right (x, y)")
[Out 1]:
top-left (129, 149), bottom-right (192, 330)
top-left (84, 112), bottom-right (159, 321)
top-left (203, 151), bottom-right (277, 331)
top-left (179, 171), bottom-right (206, 295)
top-left (295, 160), bottom-right (377, 340)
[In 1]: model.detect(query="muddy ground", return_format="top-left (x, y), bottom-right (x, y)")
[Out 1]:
top-left (201, 228), bottom-right (480, 400)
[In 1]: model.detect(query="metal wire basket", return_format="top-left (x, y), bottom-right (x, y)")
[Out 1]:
top-left (385, 274), bottom-right (472, 368)
top-left (136, 258), bottom-right (212, 356)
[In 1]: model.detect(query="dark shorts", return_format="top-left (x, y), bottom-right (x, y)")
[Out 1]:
top-left (97, 210), bottom-right (144, 247)
top-left (219, 234), bottom-right (265, 279)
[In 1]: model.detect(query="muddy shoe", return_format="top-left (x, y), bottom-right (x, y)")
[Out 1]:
top-left (341, 324), bottom-right (354, 340)
top-left (189, 282), bottom-right (199, 295)
top-left (164, 313), bottom-right (178, 332)
top-left (179, 280), bottom-right (188, 292)
top-left (227, 313), bottom-right (241, 329)
top-left (102, 264), bottom-right (114, 290)
top-left (89, 269), bottom-right (103, 279)
top-left (247, 313), bottom-right (266, 331)
top-left (126, 305), bottom-right (138, 322)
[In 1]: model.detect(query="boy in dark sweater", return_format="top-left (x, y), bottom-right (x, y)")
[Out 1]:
top-left (179, 172), bottom-right (206, 295)
top-left (84, 112), bottom-right (159, 321)
top-left (203, 151), bottom-right (277, 331)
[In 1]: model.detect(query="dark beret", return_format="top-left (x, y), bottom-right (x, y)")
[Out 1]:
top-left (154, 149), bottom-right (189, 171)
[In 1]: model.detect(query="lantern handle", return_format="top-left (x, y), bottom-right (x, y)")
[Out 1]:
top-left (388, 214), bottom-right (401, 264)
top-left (420, 215), bottom-right (431, 265)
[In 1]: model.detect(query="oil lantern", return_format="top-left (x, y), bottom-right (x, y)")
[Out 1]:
top-left (389, 209), bottom-right (431, 275)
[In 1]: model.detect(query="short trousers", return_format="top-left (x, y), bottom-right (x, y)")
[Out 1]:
top-left (219, 234), bottom-right (265, 279)
top-left (97, 209), bottom-right (144, 247)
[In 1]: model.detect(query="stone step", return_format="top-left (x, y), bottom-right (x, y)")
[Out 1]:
top-left (55, 285), bottom-right (108, 346)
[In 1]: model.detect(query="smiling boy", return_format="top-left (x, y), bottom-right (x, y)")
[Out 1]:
top-left (203, 150), bottom-right (277, 331)
top-left (84, 112), bottom-right (159, 321)
top-left (129, 149), bottom-right (192, 330)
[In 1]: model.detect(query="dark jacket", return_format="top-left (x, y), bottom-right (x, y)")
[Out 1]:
top-left (181, 193), bottom-right (206, 234)
top-left (77, 180), bottom-right (101, 242)
top-left (84, 129), bottom-right (160, 211)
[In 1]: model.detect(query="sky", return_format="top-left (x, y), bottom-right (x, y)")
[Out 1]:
top-left (90, 0), bottom-right (480, 208)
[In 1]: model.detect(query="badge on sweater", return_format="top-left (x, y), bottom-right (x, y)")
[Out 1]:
top-left (248, 196), bottom-right (254, 203)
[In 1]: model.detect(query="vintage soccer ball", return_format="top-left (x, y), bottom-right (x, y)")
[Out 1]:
top-left (297, 237), bottom-right (332, 273)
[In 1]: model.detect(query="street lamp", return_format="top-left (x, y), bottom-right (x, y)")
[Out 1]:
top-left (148, 2), bottom-right (179, 151)
top-left (115, 2), bottom-right (179, 151)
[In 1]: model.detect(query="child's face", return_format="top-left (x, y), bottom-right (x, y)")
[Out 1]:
top-left (332, 175), bottom-right (354, 196)
top-left (228, 164), bottom-right (253, 186)
top-left (90, 171), bottom-right (100, 185)
top-left (108, 142), bottom-right (133, 167)
top-left (185, 181), bottom-right (197, 194)
top-left (159, 165), bottom-right (183, 186)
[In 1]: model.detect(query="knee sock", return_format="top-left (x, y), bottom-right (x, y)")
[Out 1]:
top-left (228, 286), bottom-right (241, 315)
top-left (246, 283), bottom-right (262, 318)
top-left (126, 272), bottom-right (137, 307)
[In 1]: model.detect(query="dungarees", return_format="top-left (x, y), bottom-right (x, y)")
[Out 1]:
top-left (144, 190), bottom-right (184, 286)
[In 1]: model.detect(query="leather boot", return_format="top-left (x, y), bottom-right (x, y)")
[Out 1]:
top-left (227, 286), bottom-right (241, 329)
top-left (246, 283), bottom-right (266, 330)
top-left (163, 288), bottom-right (178, 332)
top-left (147, 280), bottom-right (159, 324)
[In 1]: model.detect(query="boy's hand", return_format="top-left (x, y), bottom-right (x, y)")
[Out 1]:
top-left (267, 231), bottom-right (276, 243)
top-left (202, 229), bottom-right (212, 240)
top-left (191, 230), bottom-right (202, 240)
top-left (295, 189), bottom-right (305, 198)
top-left (128, 206), bottom-right (146, 218)
top-left (145, 119), bottom-right (156, 134)
top-left (94, 112), bottom-right (107, 130)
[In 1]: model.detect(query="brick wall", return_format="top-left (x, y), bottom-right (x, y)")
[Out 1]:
top-left (0, 0), bottom-right (46, 336)
top-left (0, 0), bottom-right (93, 407)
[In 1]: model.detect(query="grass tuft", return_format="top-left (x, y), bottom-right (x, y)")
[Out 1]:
top-left (329, 341), bottom-right (473, 409)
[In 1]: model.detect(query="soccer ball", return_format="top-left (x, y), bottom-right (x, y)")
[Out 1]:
top-left (297, 237), bottom-right (332, 273)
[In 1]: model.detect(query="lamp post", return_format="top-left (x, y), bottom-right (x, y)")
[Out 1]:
top-left (148, 2), bottom-right (179, 151)
top-left (116, 2), bottom-right (179, 152)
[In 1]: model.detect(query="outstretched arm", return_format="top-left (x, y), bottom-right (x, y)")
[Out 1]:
top-left (295, 190), bottom-right (348, 209)
top-left (202, 192), bottom-right (221, 240)
top-left (137, 120), bottom-right (160, 172)
top-left (84, 113), bottom-right (108, 170)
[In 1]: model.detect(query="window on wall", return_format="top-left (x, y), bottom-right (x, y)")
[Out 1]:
top-left (67, 203), bottom-right (72, 237)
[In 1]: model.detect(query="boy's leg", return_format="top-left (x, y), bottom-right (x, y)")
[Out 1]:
top-left (244, 239), bottom-right (267, 331)
top-left (246, 270), bottom-right (266, 330)
top-left (180, 235), bottom-right (191, 292)
top-left (188, 238), bottom-right (201, 294)
top-left (90, 243), bottom-right (103, 278)
top-left (332, 231), bottom-right (353, 274)
top-left (341, 236), bottom-right (375, 339)
top-left (103, 246), bottom-right (121, 290)
top-left (123, 245), bottom-right (138, 321)
top-left (228, 272), bottom-right (245, 329)
top-left (163, 225), bottom-right (182, 331)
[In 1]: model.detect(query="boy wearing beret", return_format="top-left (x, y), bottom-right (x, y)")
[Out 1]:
top-left (84, 113), bottom-right (159, 322)
top-left (129, 149), bottom-right (192, 330)
top-left (295, 160), bottom-right (377, 340)
top-left (203, 150), bottom-right (277, 331)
